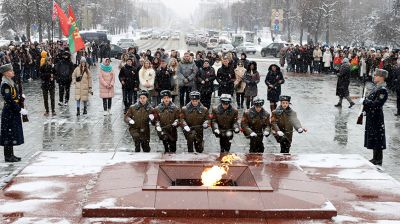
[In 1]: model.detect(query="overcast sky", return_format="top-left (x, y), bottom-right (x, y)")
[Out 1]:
top-left (161, 0), bottom-right (199, 19)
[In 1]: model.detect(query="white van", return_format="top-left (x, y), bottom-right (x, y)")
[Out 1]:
top-left (206, 38), bottom-right (218, 50)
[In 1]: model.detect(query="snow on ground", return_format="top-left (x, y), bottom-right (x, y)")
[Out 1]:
top-left (332, 215), bottom-right (364, 223)
top-left (0, 199), bottom-right (61, 213)
top-left (85, 198), bottom-right (116, 209)
top-left (350, 201), bottom-right (400, 219)
top-left (294, 154), bottom-right (370, 169)
top-left (11, 218), bottom-right (72, 224)
top-left (327, 169), bottom-right (394, 180)
top-left (6, 180), bottom-right (67, 199)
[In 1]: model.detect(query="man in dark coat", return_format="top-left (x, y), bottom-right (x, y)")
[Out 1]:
top-left (361, 69), bottom-right (388, 165)
top-left (155, 59), bottom-right (173, 105)
top-left (54, 51), bottom-right (74, 106)
top-left (40, 57), bottom-right (56, 115)
top-left (0, 64), bottom-right (28, 162)
top-left (154, 90), bottom-right (180, 153)
top-left (196, 59), bottom-right (216, 110)
top-left (394, 61), bottom-right (400, 116)
top-left (271, 96), bottom-right (307, 153)
top-left (265, 64), bottom-right (284, 112)
top-left (217, 57), bottom-right (235, 96)
top-left (119, 58), bottom-right (139, 113)
top-left (335, 58), bottom-right (355, 108)
top-left (125, 90), bottom-right (155, 152)
top-left (180, 91), bottom-right (209, 153)
top-left (241, 97), bottom-right (271, 153)
top-left (211, 94), bottom-right (240, 153)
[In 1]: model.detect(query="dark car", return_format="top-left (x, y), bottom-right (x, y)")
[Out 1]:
top-left (110, 44), bottom-right (124, 59)
top-left (261, 43), bottom-right (285, 58)
top-left (187, 37), bottom-right (198, 46)
top-left (80, 31), bottom-right (109, 44)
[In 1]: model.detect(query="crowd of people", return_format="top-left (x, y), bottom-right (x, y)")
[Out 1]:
top-left (1, 39), bottom-right (399, 166)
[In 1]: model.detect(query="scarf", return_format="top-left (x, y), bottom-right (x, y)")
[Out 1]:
top-left (100, 63), bottom-right (112, 72)
top-left (1, 76), bottom-right (15, 87)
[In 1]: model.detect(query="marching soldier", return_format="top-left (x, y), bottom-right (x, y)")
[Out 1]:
top-left (211, 94), bottom-right (240, 153)
top-left (361, 69), bottom-right (388, 165)
top-left (241, 97), bottom-right (271, 153)
top-left (154, 90), bottom-right (180, 153)
top-left (125, 90), bottom-right (155, 152)
top-left (271, 95), bottom-right (307, 153)
top-left (180, 91), bottom-right (209, 153)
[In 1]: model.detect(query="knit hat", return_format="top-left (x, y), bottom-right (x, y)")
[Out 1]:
top-left (80, 57), bottom-right (87, 63)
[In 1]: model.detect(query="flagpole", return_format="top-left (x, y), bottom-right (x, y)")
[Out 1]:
top-left (51, 0), bottom-right (55, 58)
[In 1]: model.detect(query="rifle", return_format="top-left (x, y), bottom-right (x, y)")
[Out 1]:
top-left (357, 76), bottom-right (367, 125)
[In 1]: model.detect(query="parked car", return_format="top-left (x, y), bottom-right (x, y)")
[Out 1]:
top-left (160, 32), bottom-right (170, 40)
top-left (80, 31), bottom-right (109, 44)
top-left (235, 42), bottom-right (257, 54)
top-left (172, 32), bottom-right (180, 40)
top-left (206, 38), bottom-right (219, 50)
top-left (139, 31), bottom-right (151, 40)
top-left (110, 44), bottom-right (124, 59)
top-left (213, 44), bottom-right (235, 54)
top-left (117, 38), bottom-right (135, 46)
top-left (152, 32), bottom-right (161, 39)
top-left (187, 37), bottom-right (198, 46)
top-left (261, 43), bottom-right (286, 57)
top-left (119, 42), bottom-right (139, 52)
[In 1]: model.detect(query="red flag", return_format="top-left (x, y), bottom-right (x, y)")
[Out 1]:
top-left (67, 4), bottom-right (85, 52)
top-left (53, 2), bottom-right (70, 36)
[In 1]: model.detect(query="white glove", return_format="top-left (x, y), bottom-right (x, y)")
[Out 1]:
top-left (214, 129), bottom-right (220, 135)
top-left (359, 97), bottom-right (365, 104)
top-left (234, 128), bottom-right (240, 133)
top-left (156, 126), bottom-right (162, 132)
top-left (184, 126), bottom-right (190, 132)
top-left (202, 121), bottom-right (209, 129)
top-left (20, 108), bottom-right (28, 115)
top-left (149, 114), bottom-right (155, 121)
top-left (201, 81), bottom-right (205, 84)
top-left (172, 120), bottom-right (179, 127)
top-left (263, 131), bottom-right (270, 137)
top-left (250, 132), bottom-right (257, 137)
top-left (22, 94), bottom-right (26, 99)
top-left (298, 128), bottom-right (303, 133)
top-left (129, 119), bottom-right (135, 125)
top-left (277, 131), bottom-right (284, 137)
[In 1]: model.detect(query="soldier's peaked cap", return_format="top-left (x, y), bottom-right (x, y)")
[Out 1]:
top-left (374, 69), bottom-right (388, 79)
top-left (138, 90), bottom-right (149, 97)
top-left (220, 94), bottom-right (232, 103)
top-left (279, 95), bottom-right (291, 102)
top-left (189, 91), bottom-right (201, 99)
top-left (160, 90), bottom-right (172, 97)
top-left (253, 97), bottom-right (264, 105)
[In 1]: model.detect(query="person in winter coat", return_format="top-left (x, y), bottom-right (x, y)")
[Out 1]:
top-left (394, 61), bottom-right (400, 116)
top-left (168, 58), bottom-right (179, 103)
top-left (361, 69), bottom-right (388, 165)
top-left (39, 57), bottom-right (56, 116)
top-left (125, 90), bottom-right (155, 152)
top-left (99, 58), bottom-right (115, 115)
top-left (139, 60), bottom-right (156, 105)
top-left (211, 94), bottom-right (240, 153)
top-left (180, 91), bottom-right (209, 153)
top-left (119, 58), bottom-right (139, 113)
top-left (239, 53), bottom-right (250, 70)
top-left (217, 57), bottom-right (235, 96)
top-left (334, 58), bottom-right (355, 108)
top-left (322, 48), bottom-right (332, 73)
top-left (234, 61), bottom-right (246, 109)
top-left (154, 90), bottom-right (180, 153)
top-left (72, 57), bottom-right (92, 116)
top-left (313, 46), bottom-right (322, 73)
top-left (243, 61), bottom-right (260, 109)
top-left (271, 95), bottom-right (307, 153)
top-left (178, 52), bottom-right (198, 107)
top-left (241, 97), bottom-right (271, 153)
top-left (265, 64), bottom-right (285, 112)
top-left (0, 64), bottom-right (28, 162)
top-left (54, 51), bottom-right (74, 106)
top-left (155, 59), bottom-right (173, 105)
top-left (212, 56), bottom-right (222, 97)
top-left (196, 59), bottom-right (216, 110)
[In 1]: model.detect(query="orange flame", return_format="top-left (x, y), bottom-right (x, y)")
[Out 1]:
top-left (201, 154), bottom-right (241, 186)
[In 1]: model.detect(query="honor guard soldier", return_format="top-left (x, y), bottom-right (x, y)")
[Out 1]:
top-left (125, 90), bottom-right (155, 152)
top-left (154, 90), bottom-right (180, 153)
top-left (360, 69), bottom-right (388, 165)
top-left (211, 94), bottom-right (240, 153)
top-left (241, 97), bottom-right (271, 153)
top-left (271, 95), bottom-right (307, 153)
top-left (180, 91), bottom-right (209, 153)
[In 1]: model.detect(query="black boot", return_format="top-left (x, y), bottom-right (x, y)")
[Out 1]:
top-left (83, 106), bottom-right (87, 115)
top-left (77, 108), bottom-right (80, 116)
top-left (375, 150), bottom-right (383, 165)
top-left (334, 103), bottom-right (342, 107)
top-left (369, 150), bottom-right (377, 164)
top-left (4, 146), bottom-right (20, 163)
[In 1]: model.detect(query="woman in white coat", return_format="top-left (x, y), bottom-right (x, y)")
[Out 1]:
top-left (139, 60), bottom-right (155, 104)
top-left (322, 48), bottom-right (332, 74)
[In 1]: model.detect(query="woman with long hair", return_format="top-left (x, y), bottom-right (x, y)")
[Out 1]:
top-left (72, 57), bottom-right (92, 116)
top-left (99, 58), bottom-right (115, 115)
top-left (139, 60), bottom-right (155, 105)
top-left (243, 61), bottom-right (260, 109)
top-left (168, 58), bottom-right (179, 103)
